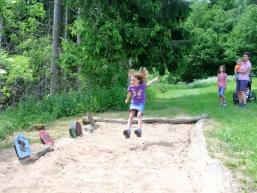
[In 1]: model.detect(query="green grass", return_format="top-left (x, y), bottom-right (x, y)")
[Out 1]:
top-left (145, 77), bottom-right (257, 190)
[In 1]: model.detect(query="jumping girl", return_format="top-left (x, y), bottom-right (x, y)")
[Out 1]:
top-left (124, 68), bottom-right (159, 138)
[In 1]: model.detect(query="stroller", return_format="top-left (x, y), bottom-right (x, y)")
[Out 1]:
top-left (233, 74), bottom-right (257, 105)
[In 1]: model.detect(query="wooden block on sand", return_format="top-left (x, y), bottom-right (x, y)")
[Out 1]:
top-left (31, 124), bottom-right (45, 131)
top-left (82, 117), bottom-right (91, 125)
top-left (82, 113), bottom-right (96, 125)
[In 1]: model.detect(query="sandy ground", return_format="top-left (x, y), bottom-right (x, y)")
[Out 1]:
top-left (0, 120), bottom-right (237, 193)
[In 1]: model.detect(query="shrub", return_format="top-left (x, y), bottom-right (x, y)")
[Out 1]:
top-left (0, 87), bottom-right (127, 141)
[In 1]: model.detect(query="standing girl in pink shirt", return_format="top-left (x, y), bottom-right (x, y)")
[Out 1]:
top-left (217, 65), bottom-right (228, 107)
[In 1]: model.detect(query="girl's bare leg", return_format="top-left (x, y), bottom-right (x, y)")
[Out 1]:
top-left (134, 111), bottom-right (143, 137)
top-left (243, 92), bottom-right (247, 104)
top-left (219, 96), bottom-right (222, 105)
top-left (128, 111), bottom-right (135, 129)
top-left (137, 111), bottom-right (143, 129)
top-left (239, 91), bottom-right (246, 104)
top-left (238, 92), bottom-right (243, 104)
top-left (223, 96), bottom-right (227, 105)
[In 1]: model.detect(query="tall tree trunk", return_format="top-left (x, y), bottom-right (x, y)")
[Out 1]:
top-left (61, 3), bottom-right (68, 92)
top-left (50, 0), bottom-right (63, 95)
top-left (64, 5), bottom-right (68, 39)
top-left (76, 8), bottom-right (81, 90)
top-left (47, 0), bottom-right (53, 35)
top-left (0, 15), bottom-right (3, 49)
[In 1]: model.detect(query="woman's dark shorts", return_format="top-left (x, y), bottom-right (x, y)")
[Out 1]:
top-left (237, 80), bottom-right (249, 92)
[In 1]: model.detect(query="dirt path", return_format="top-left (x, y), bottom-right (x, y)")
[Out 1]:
top-left (0, 120), bottom-right (237, 193)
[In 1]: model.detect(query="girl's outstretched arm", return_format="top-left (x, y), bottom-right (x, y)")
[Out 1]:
top-left (147, 77), bottom-right (159, 87)
top-left (125, 92), bottom-right (131, 104)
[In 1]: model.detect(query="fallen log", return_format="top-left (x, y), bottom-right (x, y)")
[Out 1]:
top-left (21, 146), bottom-right (54, 164)
top-left (93, 114), bottom-right (208, 125)
top-left (31, 124), bottom-right (45, 131)
top-left (30, 146), bottom-right (54, 161)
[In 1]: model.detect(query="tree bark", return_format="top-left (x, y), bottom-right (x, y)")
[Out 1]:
top-left (0, 15), bottom-right (3, 49)
top-left (92, 114), bottom-right (208, 125)
top-left (64, 4), bottom-right (68, 39)
top-left (50, 0), bottom-right (63, 95)
top-left (76, 8), bottom-right (81, 90)
top-left (47, 0), bottom-right (52, 35)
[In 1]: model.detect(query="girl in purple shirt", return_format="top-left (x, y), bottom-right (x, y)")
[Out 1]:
top-left (124, 68), bottom-right (159, 138)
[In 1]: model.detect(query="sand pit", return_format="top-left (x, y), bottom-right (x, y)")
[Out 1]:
top-left (0, 120), bottom-right (236, 193)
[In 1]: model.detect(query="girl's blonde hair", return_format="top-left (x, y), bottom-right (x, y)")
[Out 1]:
top-left (139, 67), bottom-right (148, 79)
top-left (132, 67), bottom-right (148, 84)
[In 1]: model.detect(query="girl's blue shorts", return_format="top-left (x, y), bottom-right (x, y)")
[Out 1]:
top-left (218, 87), bottom-right (225, 96)
top-left (129, 103), bottom-right (145, 113)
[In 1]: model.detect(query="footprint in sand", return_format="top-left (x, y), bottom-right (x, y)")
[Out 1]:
top-left (2, 186), bottom-right (19, 193)
top-left (54, 161), bottom-right (65, 169)
top-left (53, 155), bottom-right (80, 170)
top-left (44, 167), bottom-right (62, 175)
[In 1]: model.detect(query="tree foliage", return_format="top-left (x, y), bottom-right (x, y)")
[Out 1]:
top-left (1, 0), bottom-right (257, 107)
top-left (60, 0), bottom-right (190, 88)
top-left (179, 0), bottom-right (257, 82)
top-left (226, 5), bottom-right (257, 71)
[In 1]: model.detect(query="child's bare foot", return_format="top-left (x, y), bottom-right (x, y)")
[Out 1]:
top-left (123, 130), bottom-right (131, 139)
top-left (134, 129), bottom-right (142, 138)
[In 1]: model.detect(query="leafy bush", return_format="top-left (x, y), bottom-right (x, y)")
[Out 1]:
top-left (0, 87), bottom-right (127, 140)
top-left (0, 52), bottom-right (33, 107)
top-left (226, 5), bottom-right (257, 73)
